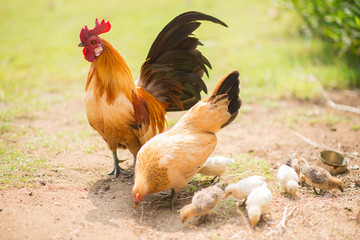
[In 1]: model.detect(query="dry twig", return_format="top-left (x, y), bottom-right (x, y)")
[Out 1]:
top-left (276, 204), bottom-right (297, 238)
top-left (313, 76), bottom-right (360, 115)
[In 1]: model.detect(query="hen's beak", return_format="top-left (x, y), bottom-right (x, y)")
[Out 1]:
top-left (78, 42), bottom-right (85, 47)
top-left (134, 202), bottom-right (139, 209)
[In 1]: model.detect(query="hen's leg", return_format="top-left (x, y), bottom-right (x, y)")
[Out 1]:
top-left (170, 189), bottom-right (180, 211)
top-left (123, 155), bottom-right (136, 179)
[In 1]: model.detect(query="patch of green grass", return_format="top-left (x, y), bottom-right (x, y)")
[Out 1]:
top-left (350, 125), bottom-right (360, 131)
top-left (0, 143), bottom-right (47, 189)
top-left (186, 184), bottom-right (201, 194)
top-left (280, 109), bottom-right (350, 129)
top-left (228, 154), bottom-right (273, 181)
top-left (211, 198), bottom-right (237, 219)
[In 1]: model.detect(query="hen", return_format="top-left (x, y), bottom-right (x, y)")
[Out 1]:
top-left (78, 12), bottom-right (227, 177)
top-left (132, 71), bottom-right (241, 210)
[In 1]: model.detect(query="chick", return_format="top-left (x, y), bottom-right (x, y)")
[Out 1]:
top-left (286, 152), bottom-right (308, 178)
top-left (225, 176), bottom-right (266, 201)
top-left (277, 165), bottom-right (299, 197)
top-left (180, 185), bottom-right (224, 223)
top-left (246, 184), bottom-right (272, 228)
top-left (300, 165), bottom-right (344, 195)
top-left (197, 156), bottom-right (235, 183)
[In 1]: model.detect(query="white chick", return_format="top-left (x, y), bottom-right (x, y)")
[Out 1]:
top-left (198, 156), bottom-right (235, 182)
top-left (246, 184), bottom-right (272, 228)
top-left (277, 164), bottom-right (299, 197)
top-left (225, 176), bottom-right (266, 200)
top-left (180, 185), bottom-right (224, 223)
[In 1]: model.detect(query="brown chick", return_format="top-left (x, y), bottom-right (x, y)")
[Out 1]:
top-left (300, 165), bottom-right (344, 195)
top-left (180, 185), bottom-right (224, 223)
top-left (132, 71), bottom-right (241, 210)
top-left (286, 151), bottom-right (308, 179)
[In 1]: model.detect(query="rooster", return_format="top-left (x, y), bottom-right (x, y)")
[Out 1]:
top-left (132, 71), bottom-right (241, 210)
top-left (78, 12), bottom-right (227, 178)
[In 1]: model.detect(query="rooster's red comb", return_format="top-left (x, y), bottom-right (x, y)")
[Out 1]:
top-left (80, 18), bottom-right (111, 43)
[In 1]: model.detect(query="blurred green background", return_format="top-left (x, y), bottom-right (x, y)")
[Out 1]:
top-left (1, 0), bottom-right (359, 122)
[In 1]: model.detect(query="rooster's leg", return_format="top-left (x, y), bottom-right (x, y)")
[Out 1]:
top-left (107, 151), bottom-right (127, 178)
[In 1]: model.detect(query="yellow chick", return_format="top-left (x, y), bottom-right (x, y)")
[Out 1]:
top-left (197, 156), bottom-right (235, 183)
top-left (180, 185), bottom-right (224, 223)
top-left (246, 184), bottom-right (272, 228)
top-left (300, 166), bottom-right (344, 195)
top-left (224, 176), bottom-right (266, 200)
top-left (277, 165), bottom-right (299, 197)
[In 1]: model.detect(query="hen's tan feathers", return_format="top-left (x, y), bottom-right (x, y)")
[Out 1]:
top-left (132, 71), bottom-right (241, 206)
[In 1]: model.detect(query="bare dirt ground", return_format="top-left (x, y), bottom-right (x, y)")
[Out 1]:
top-left (1, 90), bottom-right (360, 240)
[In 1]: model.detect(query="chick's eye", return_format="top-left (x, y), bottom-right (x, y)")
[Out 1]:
top-left (90, 40), bottom-right (97, 45)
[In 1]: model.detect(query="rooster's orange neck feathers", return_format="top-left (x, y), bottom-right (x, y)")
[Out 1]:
top-left (86, 38), bottom-right (135, 103)
top-left (86, 38), bottom-right (167, 134)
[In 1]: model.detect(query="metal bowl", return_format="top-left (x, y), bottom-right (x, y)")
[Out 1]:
top-left (317, 150), bottom-right (349, 175)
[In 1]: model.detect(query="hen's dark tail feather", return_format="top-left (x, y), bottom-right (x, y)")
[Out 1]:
top-left (210, 71), bottom-right (242, 128)
top-left (137, 11), bottom-right (228, 111)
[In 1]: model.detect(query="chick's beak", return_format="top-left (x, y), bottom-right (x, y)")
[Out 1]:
top-left (224, 193), bottom-right (229, 198)
top-left (78, 42), bottom-right (85, 47)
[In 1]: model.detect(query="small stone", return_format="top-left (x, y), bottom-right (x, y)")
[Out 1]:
top-left (39, 180), bottom-right (46, 186)
top-left (350, 165), bottom-right (359, 170)
top-left (355, 180), bottom-right (360, 187)
top-left (28, 191), bottom-right (33, 196)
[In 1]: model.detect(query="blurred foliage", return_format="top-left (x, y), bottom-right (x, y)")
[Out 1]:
top-left (286, 1), bottom-right (360, 85)
top-left (289, 0), bottom-right (360, 56)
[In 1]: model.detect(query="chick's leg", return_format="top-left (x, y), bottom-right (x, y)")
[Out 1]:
top-left (209, 176), bottom-right (220, 184)
top-left (313, 187), bottom-right (320, 195)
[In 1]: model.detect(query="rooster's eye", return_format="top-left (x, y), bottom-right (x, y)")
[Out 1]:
top-left (90, 40), bottom-right (97, 45)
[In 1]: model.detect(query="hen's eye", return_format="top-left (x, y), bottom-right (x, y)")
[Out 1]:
top-left (90, 40), bottom-right (97, 45)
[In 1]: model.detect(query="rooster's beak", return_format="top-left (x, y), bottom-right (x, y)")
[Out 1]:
top-left (78, 42), bottom-right (85, 47)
